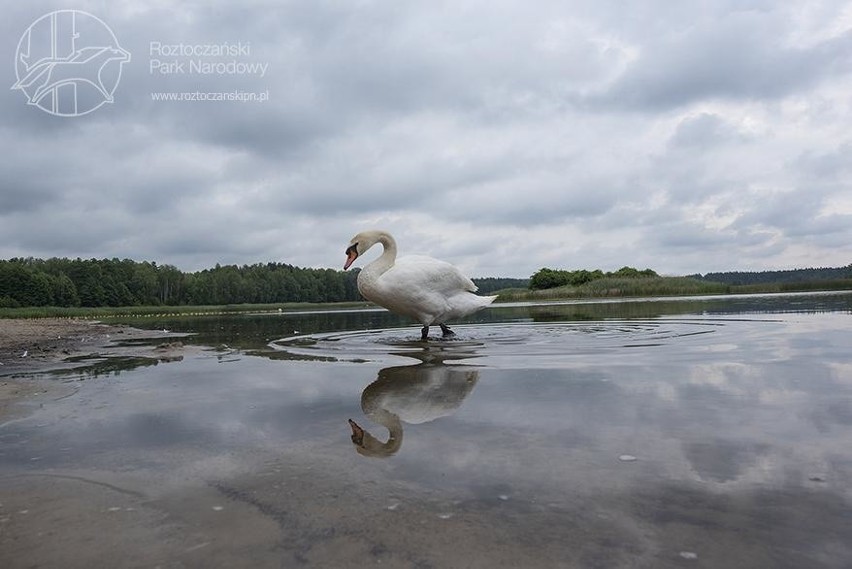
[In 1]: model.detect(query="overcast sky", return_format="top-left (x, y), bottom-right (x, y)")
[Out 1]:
top-left (2, 1), bottom-right (851, 277)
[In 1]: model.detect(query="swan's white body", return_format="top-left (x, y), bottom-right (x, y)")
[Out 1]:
top-left (344, 230), bottom-right (496, 334)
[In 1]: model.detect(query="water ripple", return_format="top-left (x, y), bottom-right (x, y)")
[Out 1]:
top-left (270, 319), bottom-right (725, 367)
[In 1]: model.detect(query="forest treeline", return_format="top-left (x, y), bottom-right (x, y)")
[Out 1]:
top-left (2, 257), bottom-right (849, 308)
top-left (0, 258), bottom-right (361, 307)
top-left (0, 257), bottom-right (527, 308)
top-left (690, 266), bottom-right (852, 286)
top-left (470, 277), bottom-right (529, 293)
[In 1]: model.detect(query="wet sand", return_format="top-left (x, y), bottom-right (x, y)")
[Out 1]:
top-left (0, 318), bottom-right (199, 568)
top-left (0, 318), bottom-right (185, 422)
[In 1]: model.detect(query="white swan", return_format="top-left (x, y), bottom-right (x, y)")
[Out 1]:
top-left (343, 230), bottom-right (497, 340)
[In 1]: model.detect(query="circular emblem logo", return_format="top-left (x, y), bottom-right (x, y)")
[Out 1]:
top-left (11, 10), bottom-right (131, 117)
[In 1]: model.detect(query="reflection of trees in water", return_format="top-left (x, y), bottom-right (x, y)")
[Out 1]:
top-left (122, 310), bottom-right (396, 351)
top-left (527, 293), bottom-right (852, 322)
top-left (527, 302), bottom-right (712, 322)
top-left (349, 348), bottom-right (480, 458)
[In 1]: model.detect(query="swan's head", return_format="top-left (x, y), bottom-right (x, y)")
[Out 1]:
top-left (343, 230), bottom-right (387, 270)
top-left (348, 418), bottom-right (402, 458)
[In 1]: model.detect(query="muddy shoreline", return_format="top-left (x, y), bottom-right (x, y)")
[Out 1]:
top-left (0, 318), bottom-right (186, 423)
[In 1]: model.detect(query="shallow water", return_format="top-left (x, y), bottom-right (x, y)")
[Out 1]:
top-left (2, 292), bottom-right (852, 568)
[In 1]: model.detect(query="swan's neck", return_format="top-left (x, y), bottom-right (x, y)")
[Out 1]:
top-left (351, 409), bottom-right (403, 458)
top-left (359, 233), bottom-right (397, 293)
top-left (367, 232), bottom-right (397, 275)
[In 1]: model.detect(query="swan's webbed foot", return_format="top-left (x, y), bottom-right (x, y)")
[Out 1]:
top-left (422, 324), bottom-right (454, 340)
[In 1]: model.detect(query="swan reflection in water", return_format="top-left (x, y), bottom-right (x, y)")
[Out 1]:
top-left (348, 347), bottom-right (480, 458)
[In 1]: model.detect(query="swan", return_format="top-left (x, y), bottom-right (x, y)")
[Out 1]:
top-left (343, 230), bottom-right (497, 340)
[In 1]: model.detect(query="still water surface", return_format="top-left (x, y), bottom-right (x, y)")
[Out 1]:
top-left (2, 292), bottom-right (852, 568)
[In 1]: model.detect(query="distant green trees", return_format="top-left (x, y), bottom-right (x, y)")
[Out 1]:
top-left (472, 277), bottom-right (530, 293)
top-left (529, 266), bottom-right (658, 290)
top-left (691, 265), bottom-right (852, 286)
top-left (0, 263), bottom-right (56, 307)
top-left (0, 258), bottom-right (361, 308)
top-left (6, 256), bottom-right (848, 308)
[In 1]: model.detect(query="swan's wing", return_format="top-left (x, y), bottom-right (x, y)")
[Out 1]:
top-left (365, 255), bottom-right (492, 324)
top-left (388, 255), bottom-right (478, 294)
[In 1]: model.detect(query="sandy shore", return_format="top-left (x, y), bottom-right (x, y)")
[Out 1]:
top-left (0, 318), bottom-right (185, 422)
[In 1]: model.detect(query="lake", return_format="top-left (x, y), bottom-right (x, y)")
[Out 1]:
top-left (2, 292), bottom-right (852, 568)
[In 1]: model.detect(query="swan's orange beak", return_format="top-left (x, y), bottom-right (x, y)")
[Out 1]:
top-left (344, 244), bottom-right (358, 270)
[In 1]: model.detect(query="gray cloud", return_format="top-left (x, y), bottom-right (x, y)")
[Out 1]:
top-left (669, 113), bottom-right (750, 149)
top-left (2, 1), bottom-right (851, 275)
top-left (589, 10), bottom-right (852, 111)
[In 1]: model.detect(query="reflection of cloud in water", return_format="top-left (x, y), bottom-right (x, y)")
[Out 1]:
top-left (5, 306), bottom-right (852, 566)
top-left (682, 439), bottom-right (771, 483)
top-left (367, 315), bottom-right (852, 496)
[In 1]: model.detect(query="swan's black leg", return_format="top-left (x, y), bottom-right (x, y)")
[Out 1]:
top-left (421, 325), bottom-right (430, 340)
top-left (440, 324), bottom-right (455, 337)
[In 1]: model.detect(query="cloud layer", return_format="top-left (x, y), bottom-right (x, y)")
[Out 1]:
top-left (2, 1), bottom-right (851, 276)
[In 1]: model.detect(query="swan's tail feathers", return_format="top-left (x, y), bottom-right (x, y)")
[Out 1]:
top-left (480, 294), bottom-right (498, 306)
